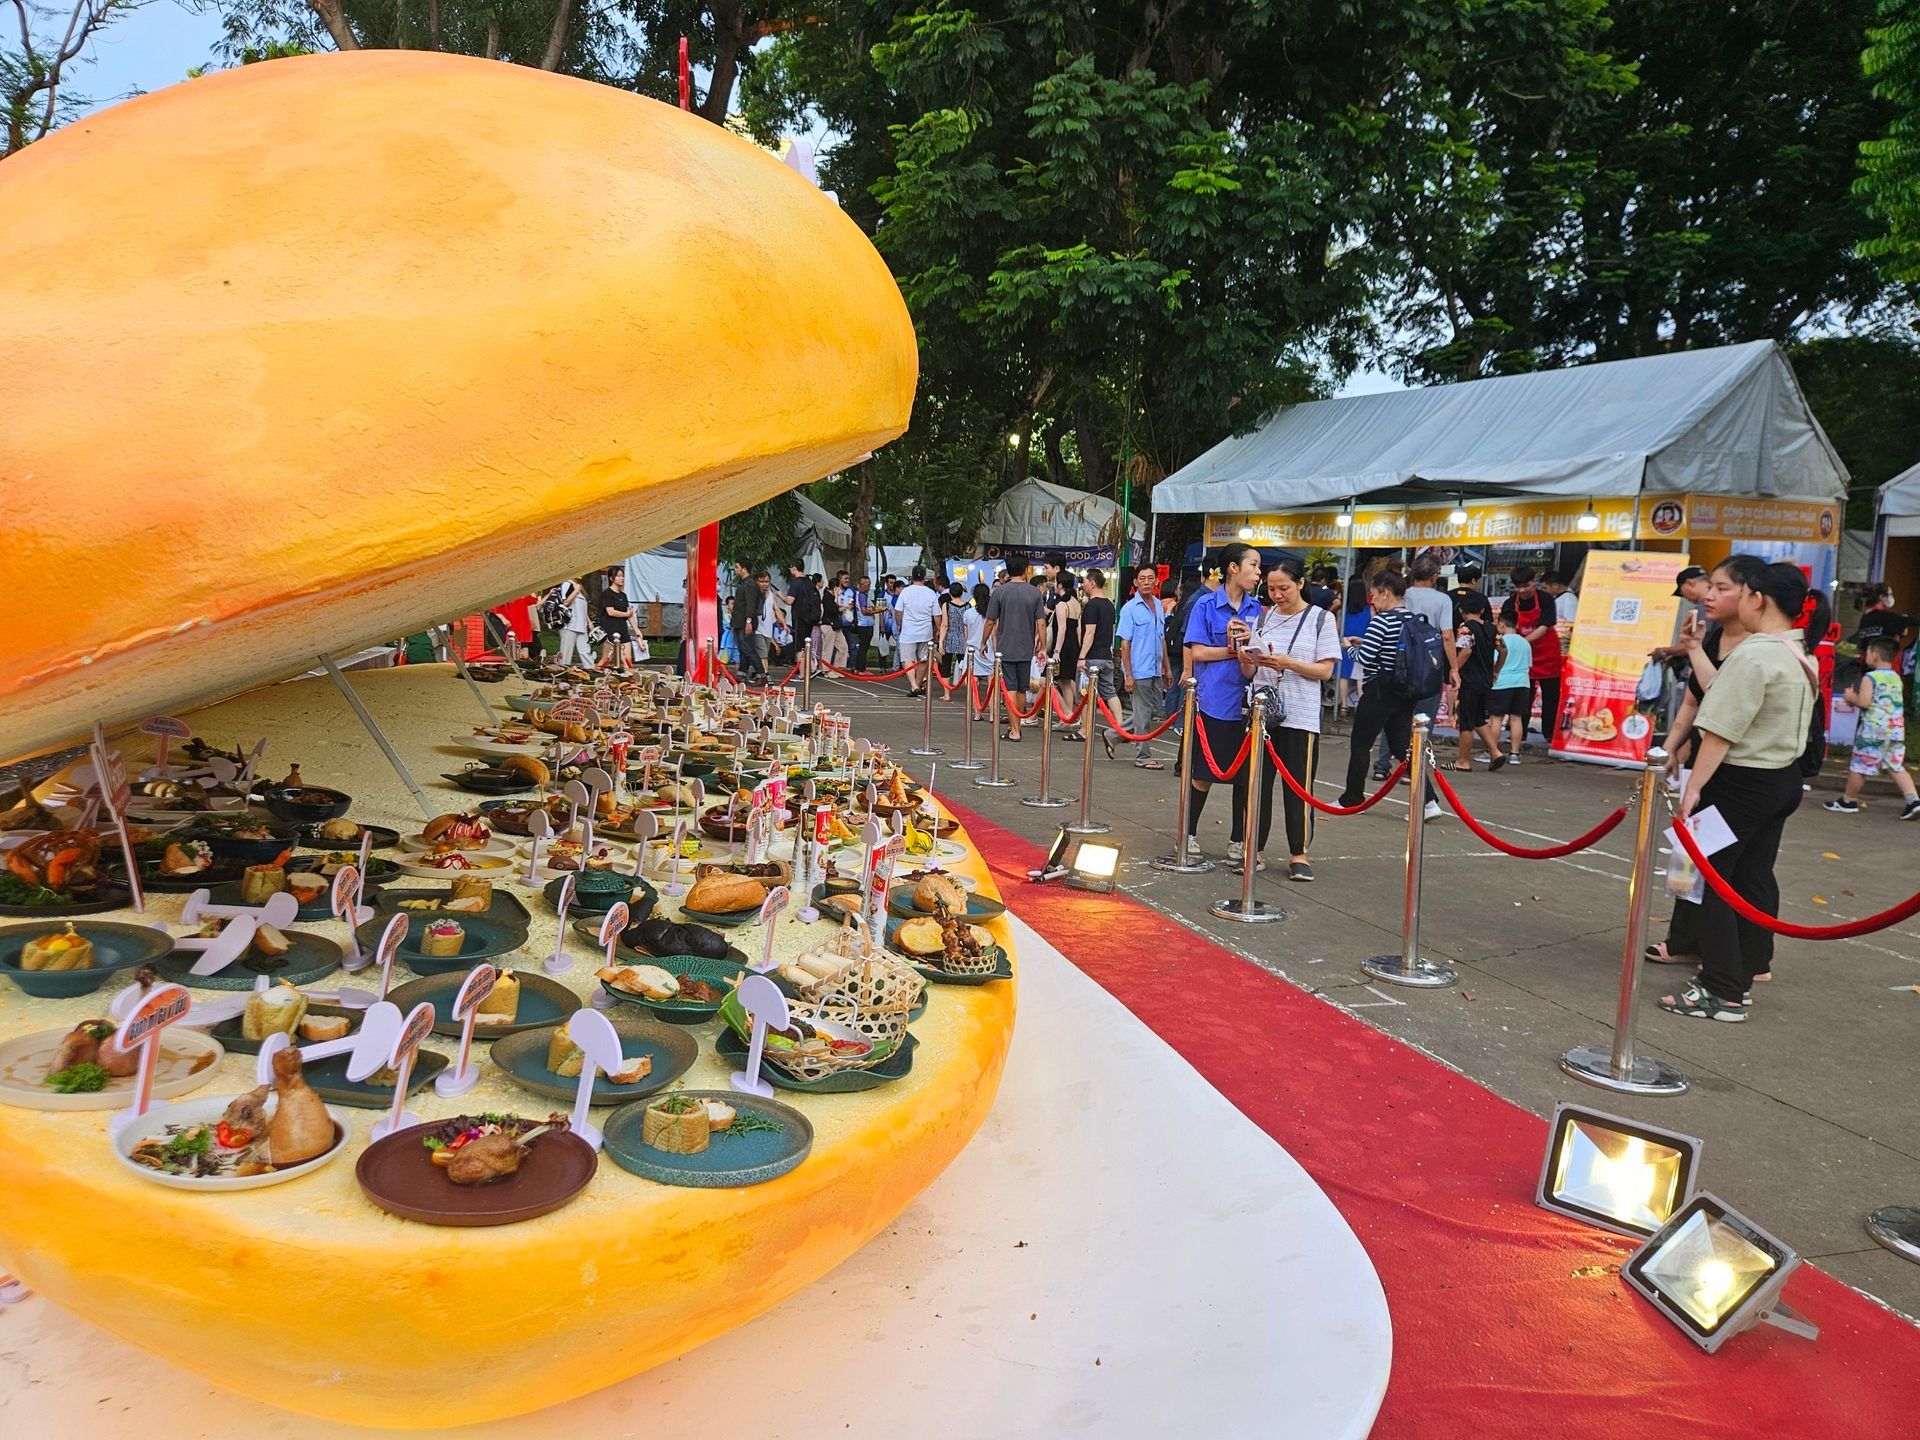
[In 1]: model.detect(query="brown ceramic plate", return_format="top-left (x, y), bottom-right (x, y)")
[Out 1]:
top-left (355, 1120), bottom-right (597, 1226)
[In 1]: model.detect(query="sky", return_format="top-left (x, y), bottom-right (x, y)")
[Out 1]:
top-left (64, 3), bottom-right (1409, 404)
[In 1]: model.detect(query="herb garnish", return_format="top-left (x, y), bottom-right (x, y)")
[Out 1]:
top-left (45, 1062), bottom-right (111, 1093)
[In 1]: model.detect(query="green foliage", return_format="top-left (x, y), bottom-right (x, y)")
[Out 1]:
top-left (1858, 0), bottom-right (1920, 282)
top-left (719, 491), bottom-right (801, 576)
top-left (1789, 330), bottom-right (1920, 528)
top-left (1390, 0), bottom-right (1900, 380)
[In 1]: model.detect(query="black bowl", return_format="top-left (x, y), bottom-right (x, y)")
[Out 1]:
top-left (441, 769), bottom-right (534, 796)
top-left (186, 822), bottom-right (302, 865)
top-left (258, 785), bottom-right (353, 824)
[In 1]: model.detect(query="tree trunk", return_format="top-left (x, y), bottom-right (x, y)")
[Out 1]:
top-left (307, 0), bottom-right (360, 50)
top-left (1043, 424), bottom-right (1070, 487)
top-left (1075, 407), bottom-right (1113, 494)
top-left (539, 0), bottom-right (579, 71)
top-left (847, 461), bottom-right (877, 582)
top-left (483, 16), bottom-right (499, 58)
top-left (698, 2), bottom-right (744, 124)
top-left (428, 0), bottom-right (439, 49)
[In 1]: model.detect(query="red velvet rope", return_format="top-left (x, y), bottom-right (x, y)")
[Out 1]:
top-left (1192, 713), bottom-right (1253, 781)
top-left (999, 681), bottom-right (1041, 720)
top-left (1050, 686), bottom-right (1090, 725)
top-left (1673, 814), bottom-right (1920, 939)
top-left (969, 672), bottom-right (987, 711)
top-left (933, 661), bottom-right (961, 693)
top-left (819, 657), bottom-right (915, 682)
top-left (1095, 696), bottom-right (1179, 744)
top-left (1430, 769), bottom-right (1629, 859)
top-left (1265, 738), bottom-right (1407, 814)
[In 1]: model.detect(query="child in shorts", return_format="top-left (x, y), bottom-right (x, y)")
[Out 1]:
top-left (1490, 613), bottom-right (1534, 762)
top-left (1826, 638), bottom-right (1920, 818)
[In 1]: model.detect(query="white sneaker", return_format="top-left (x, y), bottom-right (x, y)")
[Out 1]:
top-left (1423, 800), bottom-right (1444, 821)
top-left (1226, 840), bottom-right (1245, 863)
top-left (1182, 836), bottom-right (1204, 861)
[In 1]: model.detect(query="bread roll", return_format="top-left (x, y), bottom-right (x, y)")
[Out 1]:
top-left (243, 981), bottom-right (307, 1041)
top-left (419, 921), bottom-right (464, 957)
top-left (240, 864), bottom-right (287, 904)
top-left (252, 923), bottom-right (292, 958)
top-left (684, 871), bottom-right (766, 914)
top-left (895, 917), bottom-right (945, 956)
top-left (448, 876), bottom-right (493, 904)
top-left (547, 1028), bottom-right (585, 1077)
top-left (476, 969), bottom-right (520, 1022)
top-left (298, 1014), bottom-right (351, 1042)
top-left (642, 1097), bottom-right (709, 1154)
top-left (500, 755), bottom-right (550, 785)
top-left (912, 874), bottom-right (968, 914)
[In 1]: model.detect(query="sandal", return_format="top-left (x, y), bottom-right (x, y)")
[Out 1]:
top-left (1643, 942), bottom-right (1700, 966)
top-left (1134, 759), bottom-right (1165, 770)
top-left (1102, 733), bottom-right (1116, 761)
top-left (1489, 752), bottom-right (1509, 772)
top-left (1657, 982), bottom-right (1746, 1023)
top-left (1448, 763), bottom-right (1474, 773)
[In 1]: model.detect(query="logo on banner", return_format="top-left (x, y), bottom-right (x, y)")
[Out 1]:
top-left (1648, 500), bottom-right (1684, 537)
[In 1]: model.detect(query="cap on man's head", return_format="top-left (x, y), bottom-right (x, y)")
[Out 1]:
top-left (1672, 565), bottom-right (1707, 595)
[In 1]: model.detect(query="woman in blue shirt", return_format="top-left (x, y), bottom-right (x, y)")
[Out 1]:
top-left (1180, 542), bottom-right (1265, 862)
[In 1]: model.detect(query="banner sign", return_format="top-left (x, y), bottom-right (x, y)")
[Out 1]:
top-left (1551, 551), bottom-right (1689, 767)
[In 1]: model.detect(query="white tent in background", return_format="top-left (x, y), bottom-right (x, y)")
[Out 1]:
top-left (977, 477), bottom-right (1147, 550)
top-left (797, 493), bottom-right (854, 576)
top-left (1152, 340), bottom-right (1846, 515)
top-left (1871, 461), bottom-right (1920, 581)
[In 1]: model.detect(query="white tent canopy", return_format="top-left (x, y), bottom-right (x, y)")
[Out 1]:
top-left (797, 492), bottom-right (853, 549)
top-left (1153, 340), bottom-right (1846, 514)
top-left (1879, 462), bottom-right (1920, 519)
top-left (978, 477), bottom-right (1146, 549)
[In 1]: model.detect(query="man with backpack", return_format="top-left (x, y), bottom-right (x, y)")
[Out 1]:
top-left (1337, 569), bottom-right (1446, 819)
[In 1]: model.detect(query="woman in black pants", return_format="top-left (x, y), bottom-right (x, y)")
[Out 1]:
top-left (1240, 560), bottom-right (1339, 880)
top-left (1659, 561), bottom-right (1817, 1024)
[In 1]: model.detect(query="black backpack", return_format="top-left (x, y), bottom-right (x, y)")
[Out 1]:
top-left (538, 584), bottom-right (570, 631)
top-left (1391, 612), bottom-right (1448, 699)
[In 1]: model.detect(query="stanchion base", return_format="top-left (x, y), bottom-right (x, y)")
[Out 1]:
top-left (1066, 819), bottom-right (1112, 835)
top-left (974, 775), bottom-right (1017, 787)
top-left (1558, 1046), bottom-right (1690, 1096)
top-left (1021, 795), bottom-right (1072, 808)
top-left (948, 759), bottom-right (987, 771)
top-left (1360, 954), bottom-right (1458, 989)
top-left (1210, 898), bottom-right (1288, 924)
top-left (1148, 855), bottom-right (1214, 874)
top-left (908, 746), bottom-right (944, 757)
top-left (1866, 1206), bottom-right (1920, 1264)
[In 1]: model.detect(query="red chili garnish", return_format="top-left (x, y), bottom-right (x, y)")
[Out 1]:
top-left (216, 1122), bottom-right (252, 1149)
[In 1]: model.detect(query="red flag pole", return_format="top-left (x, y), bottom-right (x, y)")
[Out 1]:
top-left (677, 34), bottom-right (720, 682)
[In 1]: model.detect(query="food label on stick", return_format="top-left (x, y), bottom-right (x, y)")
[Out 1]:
top-left (452, 964), bottom-right (498, 1020)
top-left (375, 914), bottom-right (409, 998)
top-left (392, 1002), bottom-right (435, 1065)
top-left (597, 902), bottom-right (630, 950)
top-left (116, 984), bottom-right (191, 1050)
top-left (330, 865), bottom-right (360, 918)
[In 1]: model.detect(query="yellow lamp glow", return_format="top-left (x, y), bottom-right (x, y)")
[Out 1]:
top-left (1624, 1192), bottom-right (1814, 1352)
top-left (1065, 840), bottom-right (1123, 892)
top-left (1536, 1103), bottom-right (1700, 1238)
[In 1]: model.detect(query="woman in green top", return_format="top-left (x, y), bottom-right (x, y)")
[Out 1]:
top-left (1659, 561), bottom-right (1818, 1024)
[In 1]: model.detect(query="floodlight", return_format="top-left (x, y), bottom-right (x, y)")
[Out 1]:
top-left (1536, 1103), bottom-right (1702, 1238)
top-left (1577, 502), bottom-right (1600, 533)
top-left (1066, 840), bottom-right (1122, 893)
top-left (1622, 1192), bottom-right (1818, 1353)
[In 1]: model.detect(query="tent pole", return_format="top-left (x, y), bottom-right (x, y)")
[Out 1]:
top-left (1147, 511), bottom-right (1157, 570)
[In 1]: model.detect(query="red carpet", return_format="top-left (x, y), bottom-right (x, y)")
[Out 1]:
top-left (947, 799), bottom-right (1919, 1439)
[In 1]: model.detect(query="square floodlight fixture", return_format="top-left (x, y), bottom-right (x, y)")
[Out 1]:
top-left (1622, 1192), bottom-right (1818, 1353)
top-left (1536, 1103), bottom-right (1703, 1239)
top-left (1066, 840), bottom-right (1122, 893)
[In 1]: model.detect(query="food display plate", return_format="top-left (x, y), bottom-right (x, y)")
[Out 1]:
top-left (714, 1026), bottom-right (917, 1093)
top-left (885, 883), bottom-right (1005, 921)
top-left (112, 1097), bottom-right (352, 1192)
top-left (354, 911), bottom-right (528, 976)
top-left (0, 920), bottom-right (177, 998)
top-left (157, 930), bottom-right (343, 991)
top-left (385, 969), bottom-right (579, 1039)
top-left (0, 1026), bottom-right (224, 1110)
top-left (356, 1121), bottom-right (596, 1227)
top-left (490, 1018), bottom-right (697, 1105)
top-left (602, 1089), bottom-right (812, 1189)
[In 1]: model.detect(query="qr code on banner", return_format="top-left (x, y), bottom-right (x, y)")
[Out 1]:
top-left (1609, 597), bottom-right (1642, 625)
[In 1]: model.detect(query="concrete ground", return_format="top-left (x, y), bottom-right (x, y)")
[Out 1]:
top-left (822, 669), bottom-right (1920, 1322)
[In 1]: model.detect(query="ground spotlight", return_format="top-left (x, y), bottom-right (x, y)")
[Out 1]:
top-left (1622, 1192), bottom-right (1818, 1353)
top-left (1536, 1103), bottom-right (1701, 1239)
top-left (1027, 825), bottom-right (1122, 892)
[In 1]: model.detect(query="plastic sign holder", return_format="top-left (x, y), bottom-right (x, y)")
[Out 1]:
top-left (597, 902), bottom-right (630, 967)
top-left (662, 820), bottom-right (690, 897)
top-left (88, 722), bottom-right (144, 913)
top-left (626, 809), bottom-right (658, 882)
top-left (107, 981), bottom-right (192, 1139)
top-left (524, 808), bottom-right (552, 882)
top-left (729, 975), bottom-right (788, 1100)
top-left (180, 887), bottom-right (299, 932)
top-left (545, 874), bottom-right (577, 974)
top-left (436, 964), bottom-right (497, 1098)
top-left (564, 1008), bottom-right (624, 1151)
top-left (754, 885), bottom-right (790, 972)
top-left (372, 1001), bottom-right (436, 1140)
top-left (372, 913), bottom-right (409, 1000)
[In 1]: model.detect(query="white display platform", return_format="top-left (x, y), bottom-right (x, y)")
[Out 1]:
top-left (1, 913), bottom-right (1391, 1438)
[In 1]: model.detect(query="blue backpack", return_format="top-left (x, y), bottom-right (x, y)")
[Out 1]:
top-left (1391, 612), bottom-right (1448, 700)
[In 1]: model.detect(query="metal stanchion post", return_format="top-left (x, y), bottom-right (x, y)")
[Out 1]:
top-left (1150, 679), bottom-right (1213, 873)
top-left (974, 653), bottom-right (1015, 787)
top-left (1361, 715), bottom-right (1456, 987)
top-left (800, 639), bottom-right (813, 714)
top-left (911, 651), bottom-right (942, 757)
top-left (1022, 668), bottom-right (1071, 808)
top-left (1866, 1207), bottom-right (1920, 1264)
top-left (1067, 668), bottom-right (1111, 835)
top-left (1561, 747), bottom-right (1687, 1093)
top-left (1211, 692), bottom-right (1287, 923)
top-left (702, 638), bottom-right (717, 688)
top-left (950, 649), bottom-right (985, 771)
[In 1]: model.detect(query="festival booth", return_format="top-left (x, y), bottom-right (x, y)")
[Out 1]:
top-left (1152, 341), bottom-right (1847, 764)
top-left (976, 477), bottom-right (1146, 576)
top-left (1871, 461), bottom-right (1920, 605)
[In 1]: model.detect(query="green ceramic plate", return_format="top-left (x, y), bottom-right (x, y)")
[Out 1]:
top-left (385, 969), bottom-right (578, 1039)
top-left (157, 930), bottom-right (343, 991)
top-left (545, 874), bottom-right (658, 917)
top-left (883, 918), bottom-right (1013, 986)
top-left (885, 883), bottom-right (1005, 921)
top-left (302, 1046), bottom-right (449, 1107)
top-left (354, 911), bottom-right (529, 976)
top-left (713, 1025), bottom-right (917, 1093)
top-left (206, 1002), bottom-right (358, 1056)
top-left (489, 1018), bottom-right (696, 1105)
top-left (0, 920), bottom-right (176, 998)
top-left (206, 878), bottom-right (332, 922)
top-left (370, 888), bottom-right (534, 929)
top-left (602, 1089), bottom-right (812, 1188)
top-left (594, 953), bottom-right (750, 1023)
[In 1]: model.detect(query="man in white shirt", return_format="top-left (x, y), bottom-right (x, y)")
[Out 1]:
top-left (895, 566), bottom-right (945, 697)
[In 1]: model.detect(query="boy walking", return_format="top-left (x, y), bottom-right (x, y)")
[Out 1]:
top-left (1825, 638), bottom-right (1920, 818)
